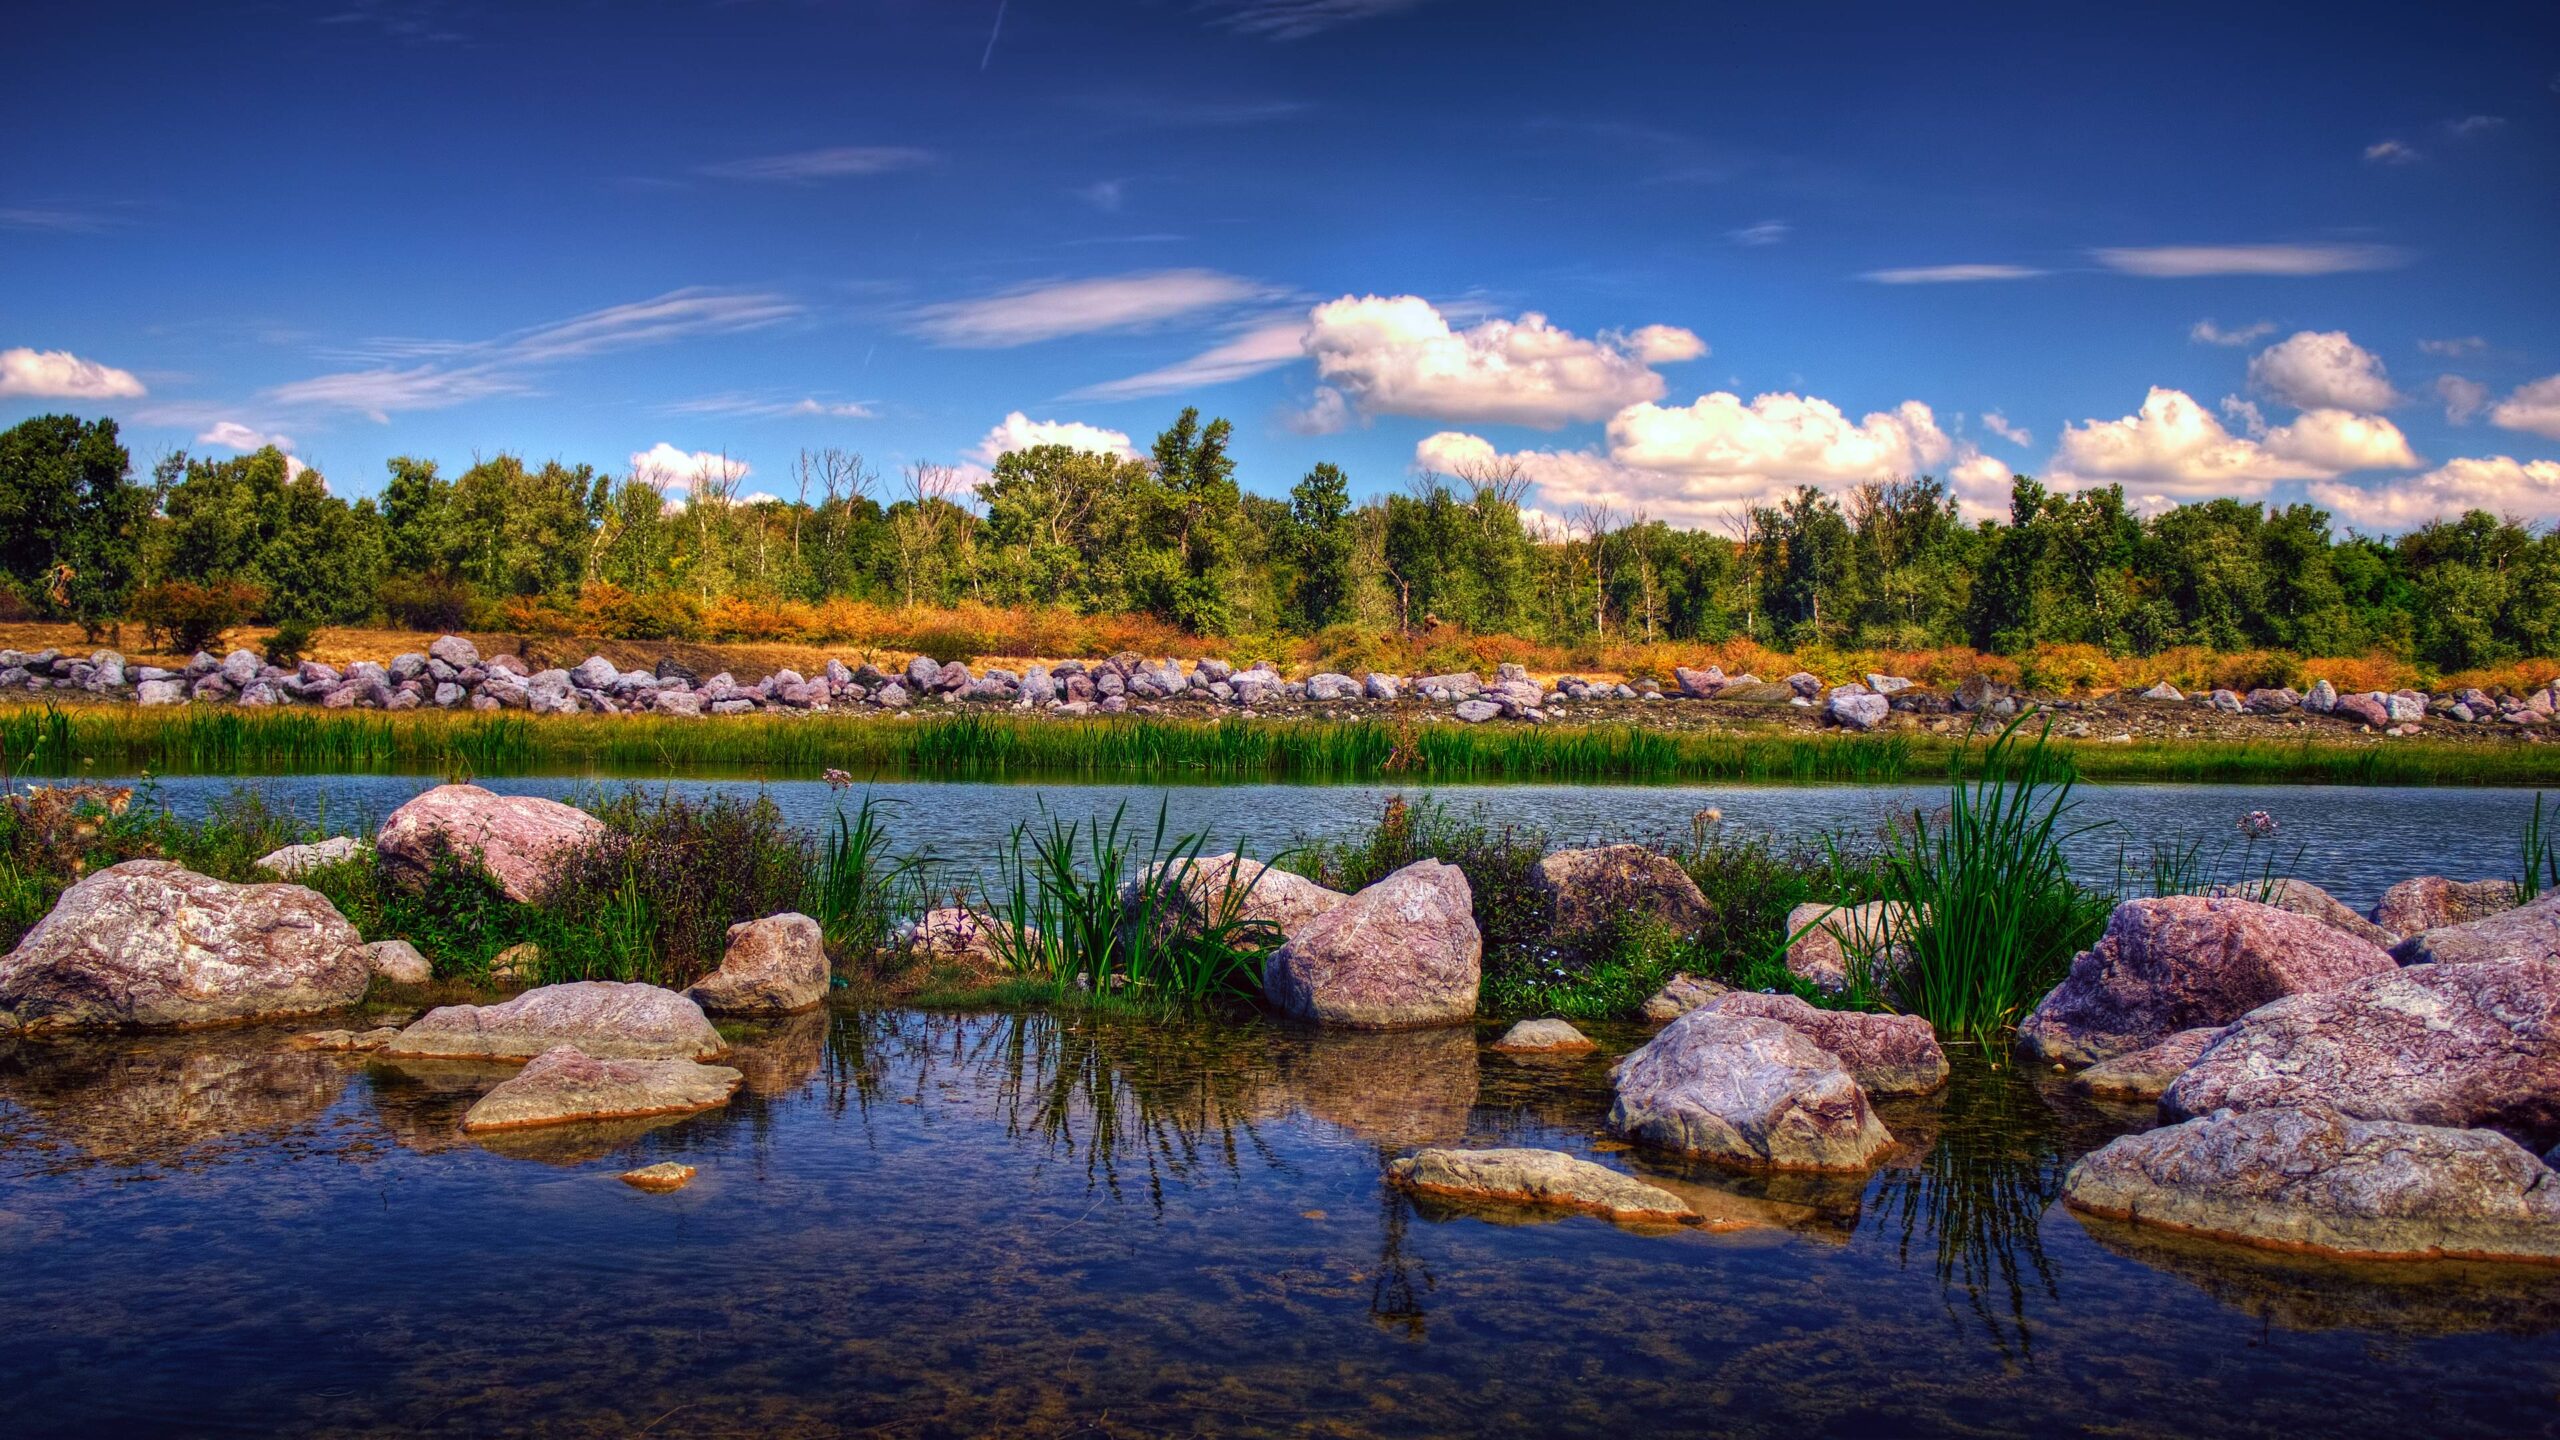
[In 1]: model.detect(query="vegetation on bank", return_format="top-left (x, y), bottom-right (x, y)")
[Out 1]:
top-left (5, 701), bottom-right (2560, 788)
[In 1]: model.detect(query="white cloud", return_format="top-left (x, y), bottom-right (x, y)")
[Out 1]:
top-left (1076, 179), bottom-right (1126, 212)
top-left (1947, 451), bottom-right (2017, 517)
top-left (2093, 244), bottom-right (2409, 278)
top-left (2246, 330), bottom-right (2401, 411)
top-left (908, 270), bottom-right (1269, 348)
top-left (1285, 385), bottom-right (1352, 436)
top-left (2446, 115), bottom-right (2506, 137)
top-left (2436, 375), bottom-right (2492, 424)
top-left (968, 411), bottom-right (1139, 466)
top-left (266, 364), bottom-right (524, 422)
top-left (1860, 264), bottom-right (2043, 284)
top-left (1068, 318), bottom-right (1309, 400)
top-left (197, 421), bottom-right (293, 452)
top-left (1203, 0), bottom-right (1438, 39)
top-left (2052, 386), bottom-right (2419, 497)
top-left (2419, 336), bottom-right (2486, 356)
top-left (667, 393), bottom-right (877, 420)
top-left (2489, 375), bottom-right (2560, 440)
top-left (629, 443), bottom-right (751, 490)
top-left (1303, 295), bottom-right (1702, 429)
top-left (0, 346), bottom-right (146, 399)
top-left (2310, 456), bottom-right (2560, 530)
top-left (1727, 221), bottom-right (1789, 246)
top-left (1980, 411), bottom-right (2031, 447)
top-left (696, 146), bottom-right (935, 182)
top-left (2190, 319), bottom-right (2276, 347)
top-left (2363, 139), bottom-right (2421, 164)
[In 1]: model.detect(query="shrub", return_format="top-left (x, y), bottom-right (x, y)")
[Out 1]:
top-left (581, 582), bottom-right (703, 641)
top-left (379, 574), bottom-right (474, 632)
top-left (263, 618), bottom-right (315, 669)
top-left (129, 580), bottom-right (266, 656)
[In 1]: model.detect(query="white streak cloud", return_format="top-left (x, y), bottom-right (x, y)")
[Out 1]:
top-left (909, 270), bottom-right (1268, 348)
top-left (2363, 139), bottom-right (2421, 164)
top-left (1068, 318), bottom-right (1309, 400)
top-left (2093, 244), bottom-right (2408, 278)
top-left (2246, 330), bottom-right (2401, 412)
top-left (697, 146), bottom-right (936, 182)
top-left (1304, 295), bottom-right (1702, 429)
top-left (1860, 264), bottom-right (2043, 284)
top-left (0, 347), bottom-right (146, 399)
top-left (1980, 411), bottom-right (2031, 447)
top-left (1203, 0), bottom-right (1438, 39)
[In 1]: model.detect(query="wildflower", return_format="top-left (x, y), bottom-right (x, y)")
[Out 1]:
top-left (822, 767), bottom-right (853, 789)
top-left (2236, 810), bottom-right (2279, 840)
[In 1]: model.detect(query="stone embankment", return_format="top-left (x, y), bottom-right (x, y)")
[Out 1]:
top-left (10, 637), bottom-right (2556, 736)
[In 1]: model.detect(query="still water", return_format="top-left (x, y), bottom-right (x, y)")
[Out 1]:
top-left (4, 1009), bottom-right (2557, 1438)
top-left (127, 774), bottom-right (2545, 909)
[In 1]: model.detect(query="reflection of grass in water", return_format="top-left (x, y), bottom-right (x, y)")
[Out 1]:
top-left (1872, 1054), bottom-right (2072, 1360)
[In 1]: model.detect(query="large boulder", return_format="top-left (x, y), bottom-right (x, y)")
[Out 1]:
top-left (1388, 1147), bottom-right (1696, 1225)
top-left (2160, 958), bottom-right (2560, 1150)
top-left (2389, 889), bottom-right (2560, 967)
top-left (2069, 1026), bottom-right (2222, 1102)
top-left (1263, 860), bottom-right (1480, 1028)
top-left (1530, 845), bottom-right (1713, 947)
top-left (684, 912), bottom-right (829, 1016)
top-left (1129, 853), bottom-right (1347, 942)
top-left (386, 981), bottom-right (725, 1061)
top-left (459, 1045), bottom-right (743, 1132)
top-left (1782, 899), bottom-right (1920, 993)
top-left (2370, 876), bottom-right (2521, 940)
top-left (0, 861), bottom-right (368, 1031)
top-left (1695, 990), bottom-right (1948, 1096)
top-left (375, 783), bottom-right (606, 904)
top-left (428, 634), bottom-right (480, 669)
top-left (364, 939), bottom-right (433, 987)
top-left (1607, 1008), bottom-right (1893, 1171)
top-left (1827, 691), bottom-right (1890, 731)
top-left (2204, 878), bottom-right (2393, 948)
top-left (2016, 896), bottom-right (2397, 1067)
top-left (2062, 1106), bottom-right (2560, 1263)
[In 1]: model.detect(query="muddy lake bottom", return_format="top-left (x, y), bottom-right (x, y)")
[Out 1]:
top-left (4, 1008), bottom-right (2558, 1438)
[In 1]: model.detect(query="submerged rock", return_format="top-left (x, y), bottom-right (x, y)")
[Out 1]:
top-left (2016, 895), bottom-right (2396, 1067)
top-left (2160, 958), bottom-right (2560, 1150)
top-left (1608, 1008), bottom-right (1893, 1172)
top-left (1638, 972), bottom-right (1729, 1023)
top-left (2070, 1026), bottom-right (2222, 1102)
top-left (289, 1026), bottom-right (402, 1052)
top-left (1263, 860), bottom-right (1480, 1028)
top-left (1388, 1147), bottom-right (1696, 1224)
top-left (0, 860), bottom-right (369, 1032)
top-left (2062, 1106), bottom-right (2560, 1263)
top-left (2390, 890), bottom-right (2560, 968)
top-left (621, 1161), bottom-right (698, 1193)
top-left (375, 783), bottom-right (605, 904)
top-left (459, 1044), bottom-right (742, 1132)
top-left (387, 981), bottom-right (726, 1062)
top-left (2370, 876), bottom-right (2521, 941)
top-left (1695, 991), bottom-right (1948, 1096)
top-left (684, 912), bottom-right (829, 1016)
top-left (1781, 899), bottom-right (1920, 993)
top-left (1490, 1018), bottom-right (1596, 1053)
top-left (1530, 845), bottom-right (1714, 948)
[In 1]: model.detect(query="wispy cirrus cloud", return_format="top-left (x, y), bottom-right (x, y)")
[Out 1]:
top-left (1727, 221), bottom-right (1790, 247)
top-left (2363, 139), bottom-right (2421, 165)
top-left (0, 205), bottom-right (121, 233)
top-left (1860, 263), bottom-right (2043, 284)
top-left (666, 393), bottom-right (877, 421)
top-left (696, 146), bottom-right (937, 183)
top-left (1067, 317), bottom-right (1309, 400)
top-left (1198, 0), bottom-right (1439, 40)
top-left (271, 287), bottom-right (802, 421)
top-left (908, 269), bottom-right (1273, 348)
top-left (2092, 243), bottom-right (2409, 278)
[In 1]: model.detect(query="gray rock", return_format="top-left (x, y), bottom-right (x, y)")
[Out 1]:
top-left (429, 634), bottom-right (481, 669)
top-left (2303, 678), bottom-right (2338, 713)
top-left (653, 689), bottom-right (702, 717)
top-left (1638, 972), bottom-right (1729, 1023)
top-left (1388, 1147), bottom-right (1695, 1224)
top-left (1864, 673), bottom-right (1913, 695)
top-left (2141, 682), bottom-right (2184, 701)
top-left (684, 912), bottom-right (829, 1016)
top-left (1364, 672), bottom-right (1402, 701)
top-left (221, 649), bottom-right (263, 686)
top-left (1453, 699), bottom-right (1502, 724)
top-left (1306, 672), bottom-right (1359, 702)
top-left (2370, 876), bottom-right (2522, 941)
top-left (1607, 1008), bottom-right (1893, 1171)
top-left (135, 678), bottom-right (186, 706)
top-left (253, 835), bottom-right (366, 876)
top-left (1783, 671), bottom-right (1822, 697)
top-left (364, 939), bottom-right (433, 987)
top-left (1827, 691), bottom-right (1890, 730)
top-left (2069, 1026), bottom-right (2223, 1102)
top-left (2391, 890), bottom-right (2560, 967)
top-left (388, 981), bottom-right (726, 1061)
top-left (1264, 860), bottom-right (1480, 1029)
top-left (1490, 1018), bottom-right (1596, 1053)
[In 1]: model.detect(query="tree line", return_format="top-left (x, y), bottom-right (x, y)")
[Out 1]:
top-left (2, 408), bottom-right (2555, 670)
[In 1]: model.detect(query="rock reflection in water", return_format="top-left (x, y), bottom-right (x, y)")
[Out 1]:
top-left (0, 1027), bottom-right (350, 1173)
top-left (1276, 1023), bottom-right (1479, 1147)
top-left (2075, 1215), bottom-right (2560, 1337)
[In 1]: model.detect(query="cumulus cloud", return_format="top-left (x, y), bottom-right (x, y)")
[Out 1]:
top-left (2246, 330), bottom-right (2402, 411)
top-left (696, 146), bottom-right (936, 182)
top-left (968, 411), bottom-right (1139, 466)
top-left (1285, 385), bottom-right (1352, 436)
top-left (629, 443), bottom-right (751, 490)
top-left (1860, 264), bottom-right (2043, 284)
top-left (2310, 456), bottom-right (2560, 530)
top-left (1980, 411), bottom-right (2032, 447)
top-left (2363, 139), bottom-right (2421, 164)
top-left (909, 270), bottom-right (1269, 348)
top-left (0, 347), bottom-right (146, 399)
top-left (1303, 295), bottom-right (1702, 429)
top-left (2093, 244), bottom-right (2408, 278)
top-left (1069, 318), bottom-right (1309, 400)
top-left (2436, 375), bottom-right (2492, 424)
top-left (2489, 375), bottom-right (2560, 440)
top-left (2190, 319), bottom-right (2275, 347)
top-left (197, 421), bottom-right (294, 452)
top-left (2052, 387), bottom-right (2419, 498)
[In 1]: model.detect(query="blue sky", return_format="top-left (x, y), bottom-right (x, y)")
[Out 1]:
top-left (5, 0), bottom-right (2557, 531)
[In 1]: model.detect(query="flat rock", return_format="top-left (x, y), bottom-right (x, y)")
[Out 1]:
top-left (1264, 860), bottom-right (1480, 1028)
top-left (2071, 1026), bottom-right (2223, 1102)
top-left (253, 836), bottom-right (367, 877)
top-left (1639, 972), bottom-right (1730, 1022)
top-left (2391, 890), bottom-right (2560, 967)
top-left (375, 783), bottom-right (606, 904)
top-left (2370, 876), bottom-right (2520, 940)
top-left (1490, 1018), bottom-right (1596, 1053)
top-left (1608, 1008), bottom-right (1893, 1171)
top-left (459, 1045), bottom-right (742, 1132)
top-left (684, 912), bottom-right (828, 1015)
top-left (289, 1026), bottom-right (402, 1052)
top-left (2062, 1106), bottom-right (2560, 1263)
top-left (621, 1161), bottom-right (697, 1192)
top-left (1531, 845), bottom-right (1713, 947)
top-left (1783, 899), bottom-right (1920, 992)
top-left (2016, 895), bottom-right (2397, 1067)
top-left (2161, 958), bottom-right (2560, 1150)
top-left (0, 860), bottom-right (369, 1031)
top-left (1388, 1147), bottom-right (1695, 1224)
top-left (1696, 991), bottom-right (1948, 1095)
top-left (2204, 878), bottom-right (2393, 948)
top-left (387, 981), bottom-right (725, 1061)
top-left (1129, 853), bottom-right (1347, 942)
top-left (365, 939), bottom-right (433, 986)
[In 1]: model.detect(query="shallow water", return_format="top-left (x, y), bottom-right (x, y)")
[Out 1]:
top-left (128, 774), bottom-right (2548, 909)
top-left (4, 1009), bottom-right (2557, 1438)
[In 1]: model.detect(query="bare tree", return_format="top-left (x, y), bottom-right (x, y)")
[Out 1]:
top-left (894, 460), bottom-right (961, 609)
top-left (1570, 499), bottom-right (1617, 636)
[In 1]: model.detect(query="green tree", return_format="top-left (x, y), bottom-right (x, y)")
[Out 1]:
top-left (0, 413), bottom-right (153, 630)
top-left (1287, 461), bottom-right (1356, 630)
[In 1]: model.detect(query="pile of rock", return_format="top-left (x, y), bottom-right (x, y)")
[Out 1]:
top-left (2155, 674), bottom-right (2560, 731)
